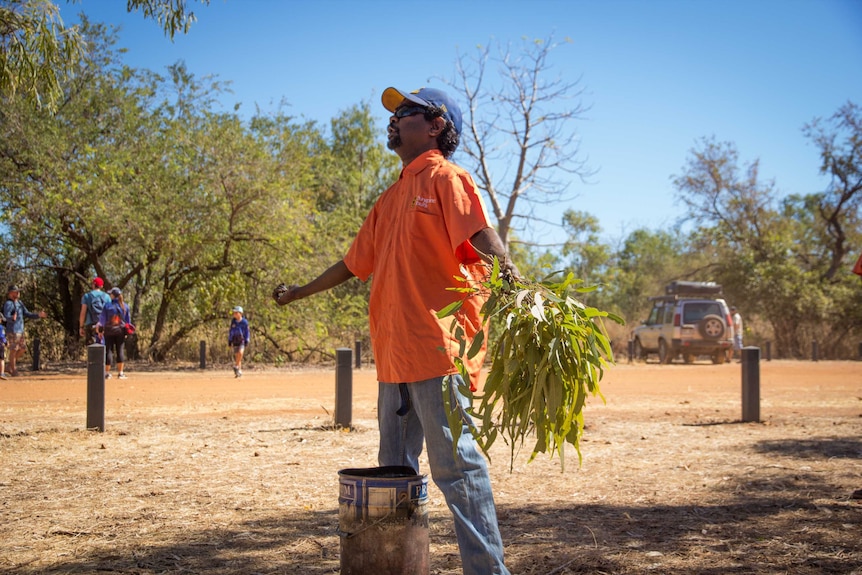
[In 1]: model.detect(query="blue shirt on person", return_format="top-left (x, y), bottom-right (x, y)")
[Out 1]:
top-left (3, 299), bottom-right (40, 334)
top-left (82, 289), bottom-right (112, 327)
top-left (98, 300), bottom-right (131, 336)
top-left (228, 317), bottom-right (249, 347)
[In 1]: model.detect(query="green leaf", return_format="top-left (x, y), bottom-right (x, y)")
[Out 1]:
top-left (466, 328), bottom-right (485, 359)
top-left (437, 299), bottom-right (464, 318)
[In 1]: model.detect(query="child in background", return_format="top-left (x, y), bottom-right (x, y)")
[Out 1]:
top-left (228, 306), bottom-right (249, 378)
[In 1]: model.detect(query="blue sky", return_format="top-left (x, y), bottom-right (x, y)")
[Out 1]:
top-left (62, 0), bottom-right (862, 245)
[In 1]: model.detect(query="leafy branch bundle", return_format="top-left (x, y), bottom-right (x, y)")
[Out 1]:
top-left (438, 259), bottom-right (624, 471)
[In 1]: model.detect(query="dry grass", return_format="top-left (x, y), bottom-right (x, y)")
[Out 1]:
top-left (0, 360), bottom-right (860, 574)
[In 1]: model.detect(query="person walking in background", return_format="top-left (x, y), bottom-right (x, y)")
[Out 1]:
top-left (274, 86), bottom-right (515, 575)
top-left (79, 277), bottom-right (111, 346)
top-left (731, 305), bottom-right (743, 359)
top-left (3, 285), bottom-right (47, 377)
top-left (97, 287), bottom-right (131, 379)
top-left (228, 306), bottom-right (249, 378)
top-left (0, 315), bottom-right (8, 380)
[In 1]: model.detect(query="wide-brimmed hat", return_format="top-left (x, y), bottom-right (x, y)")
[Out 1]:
top-left (381, 86), bottom-right (463, 135)
top-left (7, 285), bottom-right (20, 293)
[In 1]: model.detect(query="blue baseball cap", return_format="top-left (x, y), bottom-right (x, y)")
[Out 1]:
top-left (382, 87), bottom-right (462, 136)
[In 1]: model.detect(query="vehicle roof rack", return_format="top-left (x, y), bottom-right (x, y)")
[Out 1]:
top-left (665, 280), bottom-right (723, 296)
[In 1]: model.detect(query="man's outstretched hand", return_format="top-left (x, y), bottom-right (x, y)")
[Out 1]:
top-left (272, 283), bottom-right (300, 306)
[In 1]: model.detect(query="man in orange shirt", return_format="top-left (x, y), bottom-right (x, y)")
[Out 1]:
top-left (274, 86), bottom-right (514, 575)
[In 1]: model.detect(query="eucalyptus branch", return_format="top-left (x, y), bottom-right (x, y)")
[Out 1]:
top-left (438, 257), bottom-right (624, 471)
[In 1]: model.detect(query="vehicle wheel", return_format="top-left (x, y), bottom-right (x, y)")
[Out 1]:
top-left (712, 351), bottom-right (727, 364)
top-left (633, 338), bottom-right (646, 361)
top-left (658, 339), bottom-right (673, 364)
top-left (698, 314), bottom-right (726, 339)
top-left (683, 353), bottom-right (696, 364)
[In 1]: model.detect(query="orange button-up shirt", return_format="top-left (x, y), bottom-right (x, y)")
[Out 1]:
top-left (343, 150), bottom-right (491, 385)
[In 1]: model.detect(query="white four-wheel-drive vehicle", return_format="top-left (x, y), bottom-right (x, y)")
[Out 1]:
top-left (631, 281), bottom-right (734, 364)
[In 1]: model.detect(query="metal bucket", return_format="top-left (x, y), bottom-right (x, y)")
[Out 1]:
top-left (338, 466), bottom-right (429, 574)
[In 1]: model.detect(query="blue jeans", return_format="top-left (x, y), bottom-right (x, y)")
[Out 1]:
top-left (378, 376), bottom-right (510, 575)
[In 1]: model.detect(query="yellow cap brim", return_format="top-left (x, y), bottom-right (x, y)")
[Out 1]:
top-left (382, 87), bottom-right (430, 113)
top-left (381, 87), bottom-right (407, 112)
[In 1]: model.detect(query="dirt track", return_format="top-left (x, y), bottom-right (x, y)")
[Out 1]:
top-left (1, 360), bottom-right (860, 574)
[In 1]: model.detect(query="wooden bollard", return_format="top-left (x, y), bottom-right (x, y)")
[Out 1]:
top-left (741, 346), bottom-right (760, 423)
top-left (87, 344), bottom-right (106, 432)
top-left (32, 337), bottom-right (41, 371)
top-left (355, 340), bottom-right (362, 369)
top-left (335, 348), bottom-right (353, 428)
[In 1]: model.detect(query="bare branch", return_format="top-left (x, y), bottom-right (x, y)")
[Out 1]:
top-left (440, 35), bottom-right (594, 248)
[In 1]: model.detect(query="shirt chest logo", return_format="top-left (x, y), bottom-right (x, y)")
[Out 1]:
top-left (410, 195), bottom-right (437, 210)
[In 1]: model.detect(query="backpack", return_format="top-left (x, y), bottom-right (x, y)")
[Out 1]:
top-left (85, 291), bottom-right (109, 325)
top-left (104, 302), bottom-right (127, 337)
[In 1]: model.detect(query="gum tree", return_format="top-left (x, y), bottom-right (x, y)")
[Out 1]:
top-left (672, 126), bottom-right (862, 358)
top-left (0, 0), bottom-right (208, 111)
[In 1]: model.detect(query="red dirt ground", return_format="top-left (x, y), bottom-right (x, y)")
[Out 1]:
top-left (1, 359), bottom-right (860, 574)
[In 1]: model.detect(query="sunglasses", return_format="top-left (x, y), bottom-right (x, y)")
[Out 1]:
top-left (392, 106), bottom-right (428, 119)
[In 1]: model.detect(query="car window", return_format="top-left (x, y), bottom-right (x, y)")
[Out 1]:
top-left (647, 305), bottom-right (661, 325)
top-left (682, 302), bottom-right (721, 323)
top-left (663, 305), bottom-right (675, 324)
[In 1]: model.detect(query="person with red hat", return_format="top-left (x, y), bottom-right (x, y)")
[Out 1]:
top-left (80, 277), bottom-right (111, 346)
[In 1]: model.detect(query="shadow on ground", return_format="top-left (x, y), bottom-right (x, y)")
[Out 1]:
top-left (753, 437), bottom-right (862, 459)
top-left (11, 465), bottom-right (859, 575)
